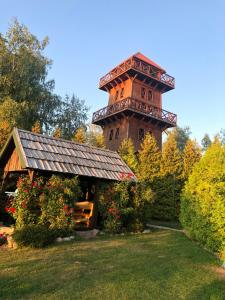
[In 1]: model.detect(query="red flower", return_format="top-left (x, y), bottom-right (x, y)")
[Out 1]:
top-left (5, 207), bottom-right (16, 214)
top-left (9, 207), bottom-right (16, 214)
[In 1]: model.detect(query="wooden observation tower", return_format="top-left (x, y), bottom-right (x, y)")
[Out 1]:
top-left (92, 52), bottom-right (177, 151)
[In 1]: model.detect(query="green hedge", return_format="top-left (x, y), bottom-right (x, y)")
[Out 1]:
top-left (180, 141), bottom-right (225, 256)
top-left (13, 225), bottom-right (76, 248)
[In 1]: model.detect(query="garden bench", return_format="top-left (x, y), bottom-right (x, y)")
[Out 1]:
top-left (74, 201), bottom-right (94, 227)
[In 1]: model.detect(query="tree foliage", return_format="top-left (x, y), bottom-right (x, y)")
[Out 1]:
top-left (171, 126), bottom-right (191, 152)
top-left (0, 19), bottom-right (88, 148)
top-left (86, 125), bottom-right (105, 148)
top-left (137, 133), bottom-right (161, 182)
top-left (182, 139), bottom-right (201, 179)
top-left (0, 97), bottom-right (28, 148)
top-left (161, 133), bottom-right (183, 178)
top-left (32, 120), bottom-right (42, 134)
top-left (151, 133), bottom-right (184, 221)
top-left (73, 127), bottom-right (86, 144)
top-left (201, 134), bottom-right (212, 152)
top-left (56, 95), bottom-right (88, 140)
top-left (119, 138), bottom-right (138, 173)
top-left (180, 141), bottom-right (225, 255)
top-left (52, 127), bottom-right (62, 139)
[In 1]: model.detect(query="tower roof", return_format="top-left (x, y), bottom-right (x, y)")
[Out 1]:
top-left (99, 52), bottom-right (174, 92)
top-left (133, 52), bottom-right (165, 73)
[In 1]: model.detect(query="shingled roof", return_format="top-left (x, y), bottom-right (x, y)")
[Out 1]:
top-left (0, 128), bottom-right (135, 181)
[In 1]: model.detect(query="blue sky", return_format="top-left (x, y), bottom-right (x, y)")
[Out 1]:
top-left (1, 0), bottom-right (224, 142)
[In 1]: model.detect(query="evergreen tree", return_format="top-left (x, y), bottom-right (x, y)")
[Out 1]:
top-left (180, 141), bottom-right (225, 255)
top-left (161, 133), bottom-right (183, 178)
top-left (137, 133), bottom-right (161, 182)
top-left (73, 128), bottom-right (86, 144)
top-left (52, 127), bottom-right (62, 138)
top-left (32, 121), bottom-right (42, 134)
top-left (119, 138), bottom-right (138, 173)
top-left (201, 133), bottom-right (212, 151)
top-left (152, 133), bottom-right (183, 221)
top-left (171, 126), bottom-right (191, 152)
top-left (183, 139), bottom-right (201, 179)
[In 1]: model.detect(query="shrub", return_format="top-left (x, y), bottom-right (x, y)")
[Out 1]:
top-left (180, 141), bottom-right (225, 255)
top-left (39, 176), bottom-right (81, 229)
top-left (13, 225), bottom-right (56, 248)
top-left (6, 175), bottom-right (81, 230)
top-left (6, 176), bottom-right (45, 228)
top-left (13, 225), bottom-right (77, 248)
top-left (98, 174), bottom-right (153, 233)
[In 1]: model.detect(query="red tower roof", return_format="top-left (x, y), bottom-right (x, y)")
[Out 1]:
top-left (133, 52), bottom-right (165, 73)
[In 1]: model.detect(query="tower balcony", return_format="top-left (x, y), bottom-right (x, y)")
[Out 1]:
top-left (99, 55), bottom-right (175, 93)
top-left (92, 97), bottom-right (177, 129)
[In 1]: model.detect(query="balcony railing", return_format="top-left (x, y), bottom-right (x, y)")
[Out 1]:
top-left (99, 57), bottom-right (175, 89)
top-left (92, 97), bottom-right (177, 126)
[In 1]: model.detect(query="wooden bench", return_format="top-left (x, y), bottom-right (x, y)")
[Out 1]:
top-left (74, 201), bottom-right (94, 227)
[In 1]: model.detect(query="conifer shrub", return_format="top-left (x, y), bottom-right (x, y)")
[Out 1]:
top-left (180, 141), bottom-right (225, 255)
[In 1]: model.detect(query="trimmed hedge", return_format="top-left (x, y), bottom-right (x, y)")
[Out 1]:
top-left (13, 225), bottom-right (76, 248)
top-left (180, 141), bottom-right (225, 256)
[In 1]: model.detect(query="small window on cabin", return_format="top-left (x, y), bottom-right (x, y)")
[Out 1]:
top-left (109, 129), bottom-right (114, 140)
top-left (141, 87), bottom-right (146, 99)
top-left (138, 128), bottom-right (145, 141)
top-left (148, 90), bottom-right (153, 101)
top-left (115, 128), bottom-right (120, 139)
top-left (120, 88), bottom-right (124, 98)
top-left (115, 90), bottom-right (119, 101)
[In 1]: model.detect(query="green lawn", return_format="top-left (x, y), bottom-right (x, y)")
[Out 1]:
top-left (0, 230), bottom-right (224, 300)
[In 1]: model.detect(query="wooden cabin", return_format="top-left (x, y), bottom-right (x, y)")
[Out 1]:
top-left (0, 128), bottom-right (135, 226)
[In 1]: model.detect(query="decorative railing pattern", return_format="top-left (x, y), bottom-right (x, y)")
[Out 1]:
top-left (99, 57), bottom-right (175, 89)
top-left (92, 97), bottom-right (177, 126)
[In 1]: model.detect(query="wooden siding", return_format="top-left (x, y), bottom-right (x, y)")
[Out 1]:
top-left (4, 148), bottom-right (23, 172)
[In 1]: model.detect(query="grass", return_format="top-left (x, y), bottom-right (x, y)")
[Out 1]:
top-left (0, 230), bottom-right (224, 300)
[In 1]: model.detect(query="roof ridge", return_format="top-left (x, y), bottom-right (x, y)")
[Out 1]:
top-left (15, 128), bottom-right (119, 155)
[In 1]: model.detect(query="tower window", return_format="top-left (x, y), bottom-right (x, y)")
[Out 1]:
top-left (148, 90), bottom-right (153, 101)
top-left (115, 128), bottom-right (120, 139)
top-left (141, 87), bottom-right (146, 99)
top-left (120, 88), bottom-right (124, 98)
top-left (115, 90), bottom-right (119, 101)
top-left (138, 128), bottom-right (145, 141)
top-left (109, 129), bottom-right (114, 140)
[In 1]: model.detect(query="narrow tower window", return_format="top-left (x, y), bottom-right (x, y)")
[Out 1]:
top-left (120, 88), bottom-right (124, 98)
top-left (115, 90), bottom-right (119, 101)
top-left (138, 128), bottom-right (145, 141)
top-left (109, 129), bottom-right (114, 140)
top-left (148, 90), bottom-right (153, 101)
top-left (141, 87), bottom-right (146, 99)
top-left (115, 128), bottom-right (120, 139)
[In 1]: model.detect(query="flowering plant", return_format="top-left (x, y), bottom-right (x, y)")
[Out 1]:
top-left (5, 175), bottom-right (45, 228)
top-left (39, 175), bottom-right (81, 229)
